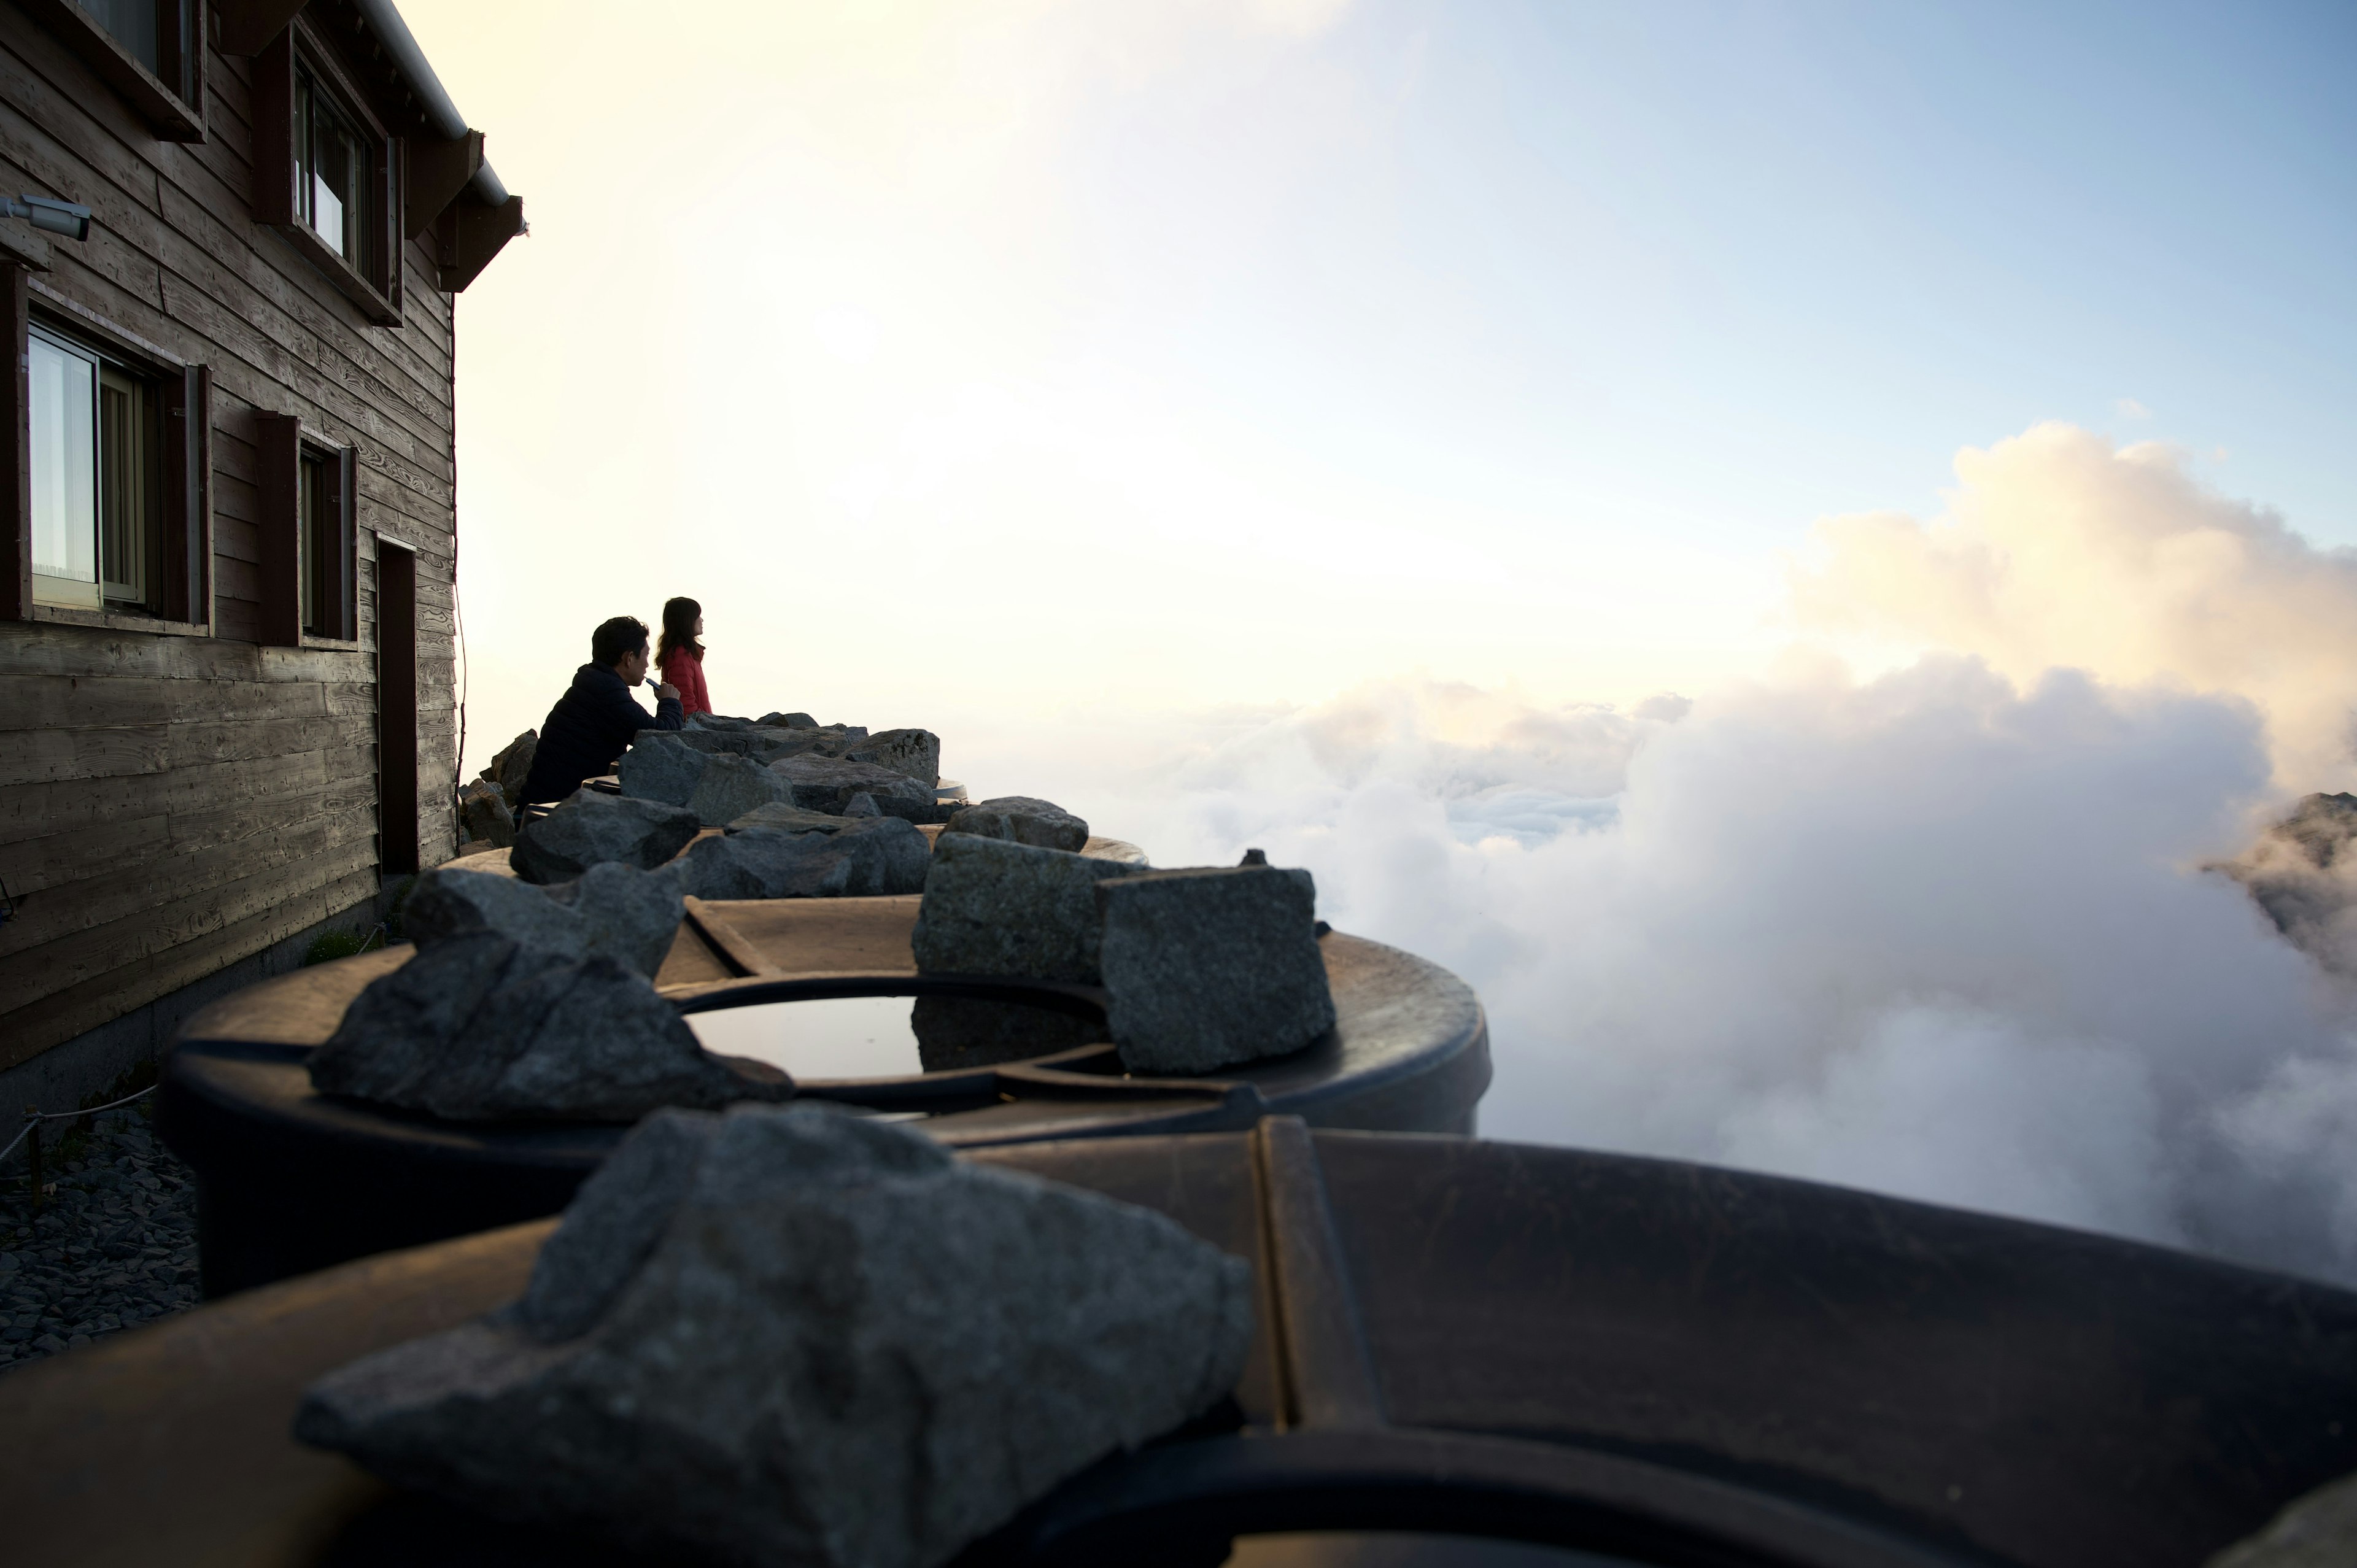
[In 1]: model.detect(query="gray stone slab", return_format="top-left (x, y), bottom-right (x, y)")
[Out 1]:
top-left (681, 817), bottom-right (930, 900)
top-left (294, 1103), bottom-right (1251, 1568)
top-left (726, 803), bottom-right (856, 836)
top-left (911, 835), bottom-right (1145, 984)
top-left (845, 728), bottom-right (942, 789)
top-left (308, 934), bottom-right (791, 1121)
top-left (401, 863), bottom-right (682, 978)
top-left (613, 733), bottom-right (706, 808)
top-left (943, 795), bottom-right (1089, 853)
top-left (509, 793), bottom-right (703, 885)
top-left (767, 754), bottom-right (935, 814)
top-left (1096, 865), bottom-right (1336, 1075)
top-left (686, 752), bottom-right (794, 827)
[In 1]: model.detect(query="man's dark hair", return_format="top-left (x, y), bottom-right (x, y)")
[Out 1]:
top-left (591, 616), bottom-right (649, 668)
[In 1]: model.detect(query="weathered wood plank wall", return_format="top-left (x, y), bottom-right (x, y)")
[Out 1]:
top-left (0, 2), bottom-right (460, 1072)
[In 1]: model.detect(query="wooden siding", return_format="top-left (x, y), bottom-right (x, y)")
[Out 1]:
top-left (0, 2), bottom-right (462, 1072)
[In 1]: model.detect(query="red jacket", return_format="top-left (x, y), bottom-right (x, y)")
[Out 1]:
top-left (660, 647), bottom-right (711, 717)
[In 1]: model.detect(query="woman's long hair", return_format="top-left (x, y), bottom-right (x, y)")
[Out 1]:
top-left (657, 597), bottom-right (703, 664)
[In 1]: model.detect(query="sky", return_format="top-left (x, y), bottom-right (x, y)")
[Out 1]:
top-left (399, 2), bottom-right (2357, 1281)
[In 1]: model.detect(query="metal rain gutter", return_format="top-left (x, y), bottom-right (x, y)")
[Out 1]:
top-left (346, 0), bottom-right (509, 208)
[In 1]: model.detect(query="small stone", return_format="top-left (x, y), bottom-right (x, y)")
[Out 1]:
top-left (845, 728), bottom-right (942, 789)
top-left (767, 754), bottom-right (935, 815)
top-left (614, 732), bottom-right (708, 808)
top-left (725, 803), bottom-right (856, 836)
top-left (758, 711), bottom-right (819, 728)
top-left (510, 792), bottom-right (702, 884)
top-left (482, 730), bottom-right (538, 811)
top-left (911, 835), bottom-right (1146, 983)
top-left (943, 796), bottom-right (1089, 854)
top-left (310, 933), bottom-right (792, 1121)
top-left (401, 864), bottom-right (683, 978)
top-left (295, 1104), bottom-right (1251, 1568)
top-left (1095, 864), bottom-right (1336, 1075)
top-left (842, 792), bottom-right (881, 817)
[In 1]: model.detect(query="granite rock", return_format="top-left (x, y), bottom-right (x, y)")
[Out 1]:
top-left (654, 726), bottom-right (830, 765)
top-left (401, 863), bottom-right (683, 978)
top-left (1096, 864), bottom-right (1336, 1075)
top-left (482, 730), bottom-right (538, 811)
top-left (295, 1104), bottom-right (1251, 1568)
top-left (943, 796), bottom-right (1089, 854)
top-left (682, 817), bottom-right (930, 900)
top-left (911, 834), bottom-right (1145, 984)
top-left (509, 792), bottom-right (703, 885)
top-left (726, 802), bottom-right (857, 836)
top-left (768, 754), bottom-right (935, 814)
top-left (687, 752), bottom-right (795, 827)
top-left (614, 732), bottom-right (707, 808)
top-left (758, 711), bottom-right (819, 728)
top-left (310, 933), bottom-right (791, 1121)
top-left (457, 779), bottom-right (515, 849)
top-left (2210, 1470), bottom-right (2357, 1568)
top-left (845, 728), bottom-right (942, 789)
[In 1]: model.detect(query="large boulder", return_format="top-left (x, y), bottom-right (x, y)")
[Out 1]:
top-left (482, 730), bottom-right (537, 811)
top-left (681, 817), bottom-right (931, 900)
top-left (943, 796), bottom-right (1089, 854)
top-left (295, 1104), bottom-right (1252, 1568)
top-left (1096, 864), bottom-right (1336, 1075)
top-left (402, 863), bottom-right (683, 978)
top-left (845, 728), bottom-right (942, 789)
top-left (768, 754), bottom-right (935, 815)
top-left (309, 933), bottom-right (791, 1121)
top-left (911, 834), bottom-right (1145, 984)
top-left (510, 792), bottom-right (702, 885)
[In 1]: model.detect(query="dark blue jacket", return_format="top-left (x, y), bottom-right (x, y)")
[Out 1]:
top-left (520, 664), bottom-right (683, 804)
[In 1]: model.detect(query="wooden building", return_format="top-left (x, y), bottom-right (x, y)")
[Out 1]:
top-left (0, 0), bottom-right (522, 1105)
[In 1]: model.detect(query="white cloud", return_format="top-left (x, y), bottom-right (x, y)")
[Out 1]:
top-left (1791, 422), bottom-right (2357, 790)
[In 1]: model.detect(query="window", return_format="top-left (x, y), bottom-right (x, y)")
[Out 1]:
top-left (255, 412), bottom-right (354, 645)
top-left (296, 66), bottom-right (377, 282)
top-left (298, 444), bottom-right (351, 639)
top-left (21, 0), bottom-right (205, 141)
top-left (255, 24), bottom-right (400, 325)
top-left (28, 325), bottom-right (161, 614)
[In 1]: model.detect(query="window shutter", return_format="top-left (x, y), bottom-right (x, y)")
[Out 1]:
top-left (163, 363), bottom-right (211, 626)
top-left (252, 28), bottom-right (297, 228)
top-left (0, 264), bottom-right (26, 621)
top-left (255, 411), bottom-right (301, 647)
top-left (336, 443), bottom-right (357, 641)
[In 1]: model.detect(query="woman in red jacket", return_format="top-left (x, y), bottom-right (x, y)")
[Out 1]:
top-left (656, 596), bottom-right (713, 717)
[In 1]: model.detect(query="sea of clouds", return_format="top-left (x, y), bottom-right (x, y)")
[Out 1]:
top-left (946, 424), bottom-right (2357, 1286)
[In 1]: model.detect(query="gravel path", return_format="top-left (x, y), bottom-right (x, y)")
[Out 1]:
top-left (1, 1103), bottom-right (201, 1372)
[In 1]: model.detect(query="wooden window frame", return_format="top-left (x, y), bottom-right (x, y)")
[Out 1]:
top-left (0, 268), bottom-right (211, 626)
top-left (252, 19), bottom-right (403, 326)
top-left (255, 412), bottom-right (355, 647)
top-left (16, 0), bottom-right (207, 142)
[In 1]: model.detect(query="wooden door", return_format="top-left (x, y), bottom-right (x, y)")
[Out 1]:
top-left (377, 541), bottom-right (418, 875)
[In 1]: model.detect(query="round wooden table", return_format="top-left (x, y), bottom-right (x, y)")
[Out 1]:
top-left (8, 1122), bottom-right (2355, 1567)
top-left (161, 897), bottom-right (1491, 1294)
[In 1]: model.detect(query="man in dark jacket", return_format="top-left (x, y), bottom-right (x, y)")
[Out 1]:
top-left (519, 616), bottom-right (685, 805)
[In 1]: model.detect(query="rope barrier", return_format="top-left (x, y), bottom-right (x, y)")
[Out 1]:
top-left (1, 1084), bottom-right (156, 1168)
